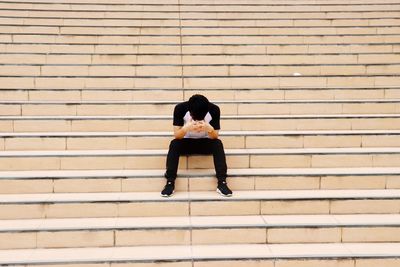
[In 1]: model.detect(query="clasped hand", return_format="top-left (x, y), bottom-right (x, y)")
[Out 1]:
top-left (184, 119), bottom-right (213, 133)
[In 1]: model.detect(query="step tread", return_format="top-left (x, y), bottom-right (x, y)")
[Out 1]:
top-left (1, 167), bottom-right (399, 179)
top-left (1, 214), bottom-right (400, 232)
top-left (1, 243), bottom-right (400, 264)
top-left (1, 85), bottom-right (399, 90)
top-left (3, 113), bottom-right (400, 119)
top-left (2, 99), bottom-right (400, 104)
top-left (2, 129), bottom-right (400, 137)
top-left (1, 0), bottom-right (399, 5)
top-left (1, 147), bottom-right (400, 157)
top-left (1, 189), bottom-right (399, 204)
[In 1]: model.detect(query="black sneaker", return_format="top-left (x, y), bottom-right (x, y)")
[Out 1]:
top-left (161, 181), bottom-right (175, 197)
top-left (217, 181), bottom-right (232, 197)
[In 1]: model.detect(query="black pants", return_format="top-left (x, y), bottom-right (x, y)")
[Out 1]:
top-left (165, 138), bottom-right (228, 182)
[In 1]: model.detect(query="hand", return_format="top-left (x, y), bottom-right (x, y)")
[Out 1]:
top-left (182, 119), bottom-right (196, 132)
top-left (204, 121), bottom-right (214, 133)
top-left (195, 121), bottom-right (213, 133)
top-left (192, 120), bottom-right (205, 133)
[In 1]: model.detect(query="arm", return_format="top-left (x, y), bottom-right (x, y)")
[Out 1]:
top-left (173, 120), bottom-right (195, 139)
top-left (196, 121), bottom-right (219, 139)
top-left (172, 103), bottom-right (189, 139)
top-left (174, 120), bottom-right (219, 139)
top-left (204, 123), bottom-right (219, 139)
top-left (173, 125), bottom-right (188, 139)
top-left (207, 104), bottom-right (221, 139)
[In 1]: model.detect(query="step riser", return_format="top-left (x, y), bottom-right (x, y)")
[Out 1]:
top-left (2, 35), bottom-right (400, 45)
top-left (1, 10), bottom-right (399, 19)
top-left (3, 4), bottom-right (400, 12)
top-left (1, 1), bottom-right (399, 5)
top-left (1, 44), bottom-right (399, 54)
top-left (2, 76), bottom-right (400, 89)
top-left (5, 26), bottom-right (400, 35)
top-left (2, 55), bottom-right (400, 64)
top-left (2, 18), bottom-right (400, 26)
top-left (1, 175), bottom-right (398, 194)
top-left (2, 70), bottom-right (400, 78)
top-left (1, 102), bottom-right (400, 116)
top-left (185, 259), bottom-right (400, 267)
top-left (2, 17), bottom-right (400, 25)
top-left (2, 135), bottom-right (400, 150)
top-left (1, 226), bottom-right (399, 249)
top-left (1, 199), bottom-right (399, 219)
top-left (0, 90), bottom-right (182, 101)
top-left (0, 77), bottom-right (400, 90)
top-left (4, 66), bottom-right (400, 77)
top-left (5, 38), bottom-right (400, 46)
top-left (1, 153), bottom-right (400, 170)
top-left (3, 118), bottom-right (400, 132)
top-left (0, 89), bottom-right (397, 101)
top-left (1, 259), bottom-right (397, 267)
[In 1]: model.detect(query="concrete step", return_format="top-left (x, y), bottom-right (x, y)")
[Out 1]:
top-left (181, 12), bottom-right (400, 20)
top-left (1, 147), bottom-right (400, 170)
top-left (3, 33), bottom-right (400, 45)
top-left (0, 214), bottom-right (399, 249)
top-left (2, 130), bottom-right (400, 150)
top-left (3, 2), bottom-right (400, 12)
top-left (1, 9), bottom-right (400, 19)
top-left (0, 189), bottom-right (400, 219)
top-left (2, 15), bottom-right (400, 25)
top-left (4, 25), bottom-right (400, 35)
top-left (0, 87), bottom-right (399, 101)
top-left (0, 243), bottom-right (399, 266)
top-left (3, 64), bottom-right (400, 77)
top-left (187, 76), bottom-right (394, 90)
top-left (2, 53), bottom-right (400, 65)
top-left (2, 114), bottom-right (400, 132)
top-left (1, 99), bottom-right (400, 116)
top-left (2, 19), bottom-right (400, 30)
top-left (1, 43), bottom-right (399, 54)
top-left (0, 167), bottom-right (398, 193)
top-left (0, 189), bottom-right (399, 219)
top-left (3, 0), bottom-right (400, 4)
top-left (2, 76), bottom-right (400, 89)
top-left (3, 18), bottom-right (400, 28)
top-left (0, 86), bottom-right (400, 101)
top-left (168, 5), bottom-right (400, 13)
top-left (0, 88), bottom-right (184, 101)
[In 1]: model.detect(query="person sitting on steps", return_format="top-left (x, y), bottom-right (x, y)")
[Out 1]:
top-left (161, 94), bottom-right (233, 197)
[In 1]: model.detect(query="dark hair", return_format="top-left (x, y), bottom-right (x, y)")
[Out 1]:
top-left (188, 94), bottom-right (209, 120)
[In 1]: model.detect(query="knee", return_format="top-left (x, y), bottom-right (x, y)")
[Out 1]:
top-left (214, 138), bottom-right (222, 144)
top-left (211, 138), bottom-right (224, 148)
top-left (169, 138), bottom-right (183, 149)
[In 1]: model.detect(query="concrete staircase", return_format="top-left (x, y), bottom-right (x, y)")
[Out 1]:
top-left (0, 0), bottom-right (400, 266)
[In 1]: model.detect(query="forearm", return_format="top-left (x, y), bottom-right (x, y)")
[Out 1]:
top-left (174, 126), bottom-right (189, 139)
top-left (207, 128), bottom-right (219, 139)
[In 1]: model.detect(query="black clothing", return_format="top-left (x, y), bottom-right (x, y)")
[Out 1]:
top-left (165, 101), bottom-right (227, 182)
top-left (165, 138), bottom-right (227, 182)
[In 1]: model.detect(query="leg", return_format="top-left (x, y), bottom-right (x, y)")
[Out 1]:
top-left (163, 138), bottom-right (231, 197)
top-left (210, 139), bottom-right (228, 182)
top-left (165, 138), bottom-right (194, 182)
top-left (162, 138), bottom-right (191, 197)
top-left (165, 139), bottom-right (183, 182)
top-left (196, 138), bottom-right (231, 196)
top-left (193, 139), bottom-right (228, 183)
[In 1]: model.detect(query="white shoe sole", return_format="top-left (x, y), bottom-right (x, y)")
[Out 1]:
top-left (161, 191), bottom-right (174, 197)
top-left (217, 188), bottom-right (232, 197)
